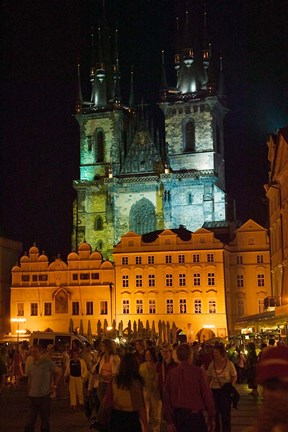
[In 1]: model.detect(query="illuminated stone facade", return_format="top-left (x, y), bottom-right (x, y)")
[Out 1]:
top-left (11, 219), bottom-right (271, 340)
top-left (10, 243), bottom-right (114, 336)
top-left (266, 128), bottom-right (288, 310)
top-left (72, 7), bottom-right (227, 260)
top-left (224, 219), bottom-right (272, 334)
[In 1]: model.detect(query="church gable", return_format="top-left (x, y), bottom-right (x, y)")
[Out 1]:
top-left (121, 121), bottom-right (163, 175)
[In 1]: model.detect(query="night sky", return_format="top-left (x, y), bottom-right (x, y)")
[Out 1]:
top-left (1, 0), bottom-right (288, 260)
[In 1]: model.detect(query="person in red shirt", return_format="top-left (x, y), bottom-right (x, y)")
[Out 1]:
top-left (164, 343), bottom-right (215, 432)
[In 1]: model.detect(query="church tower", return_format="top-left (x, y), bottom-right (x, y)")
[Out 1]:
top-left (72, 3), bottom-right (228, 259)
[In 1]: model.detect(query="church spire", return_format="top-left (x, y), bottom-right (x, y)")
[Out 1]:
top-left (182, 9), bottom-right (194, 68)
top-left (202, 8), bottom-right (210, 72)
top-left (160, 50), bottom-right (168, 99)
top-left (112, 28), bottom-right (121, 105)
top-left (75, 63), bottom-right (83, 113)
top-left (89, 27), bottom-right (96, 84)
top-left (129, 66), bottom-right (135, 109)
top-left (217, 56), bottom-right (226, 100)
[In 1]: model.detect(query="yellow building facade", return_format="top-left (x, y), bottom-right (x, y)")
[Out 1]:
top-left (10, 243), bottom-right (114, 337)
top-left (224, 219), bottom-right (272, 335)
top-left (10, 220), bottom-right (271, 342)
top-left (266, 128), bottom-right (288, 323)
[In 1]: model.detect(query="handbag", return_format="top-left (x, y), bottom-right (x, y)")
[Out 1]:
top-left (214, 362), bottom-right (240, 409)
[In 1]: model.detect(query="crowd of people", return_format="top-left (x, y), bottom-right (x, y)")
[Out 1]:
top-left (1, 336), bottom-right (288, 432)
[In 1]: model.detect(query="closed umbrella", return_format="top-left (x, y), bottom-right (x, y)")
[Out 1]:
top-left (166, 321), bottom-right (171, 344)
top-left (87, 320), bottom-right (93, 343)
top-left (97, 320), bottom-right (102, 337)
top-left (69, 318), bottom-right (74, 333)
top-left (158, 320), bottom-right (163, 343)
top-left (172, 322), bottom-right (177, 344)
top-left (79, 319), bottom-right (84, 335)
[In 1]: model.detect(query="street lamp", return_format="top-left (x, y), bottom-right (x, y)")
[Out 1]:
top-left (11, 318), bottom-right (26, 344)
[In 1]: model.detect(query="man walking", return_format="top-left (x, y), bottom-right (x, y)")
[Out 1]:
top-left (164, 343), bottom-right (215, 432)
top-left (24, 344), bottom-right (62, 432)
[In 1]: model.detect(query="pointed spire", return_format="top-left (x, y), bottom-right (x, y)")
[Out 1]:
top-left (217, 56), bottom-right (226, 99)
top-left (96, 27), bottom-right (105, 82)
top-left (174, 17), bottom-right (181, 71)
top-left (129, 66), bottom-right (135, 109)
top-left (90, 27), bottom-right (96, 83)
top-left (160, 50), bottom-right (168, 98)
top-left (112, 28), bottom-right (121, 104)
top-left (206, 44), bottom-right (216, 95)
top-left (183, 9), bottom-right (194, 68)
top-left (202, 8), bottom-right (210, 70)
top-left (75, 63), bottom-right (83, 113)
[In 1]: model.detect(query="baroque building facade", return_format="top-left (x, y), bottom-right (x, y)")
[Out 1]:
top-left (72, 3), bottom-right (228, 259)
top-left (10, 220), bottom-right (271, 341)
top-left (265, 127), bottom-right (288, 328)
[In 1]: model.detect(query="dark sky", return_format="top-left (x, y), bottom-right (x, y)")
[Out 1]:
top-left (1, 0), bottom-right (288, 260)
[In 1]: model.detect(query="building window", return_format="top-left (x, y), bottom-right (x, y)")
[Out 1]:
top-left (193, 254), bottom-right (200, 263)
top-left (257, 255), bottom-right (264, 264)
top-left (94, 216), bottom-right (103, 231)
top-left (80, 273), bottom-right (89, 280)
top-left (248, 238), bottom-right (255, 245)
top-left (258, 299), bottom-right (264, 313)
top-left (166, 299), bottom-right (173, 314)
top-left (148, 256), bottom-right (154, 265)
top-left (86, 301), bottom-right (93, 315)
top-left (122, 257), bottom-right (128, 265)
top-left (32, 275), bottom-right (38, 282)
top-left (136, 256), bottom-right (142, 265)
top-left (72, 274), bottom-right (78, 281)
top-left (44, 302), bottom-right (52, 316)
top-left (207, 253), bottom-right (214, 263)
top-left (100, 301), bottom-right (108, 315)
top-left (95, 129), bottom-right (104, 162)
top-left (123, 300), bottom-right (130, 314)
top-left (180, 299), bottom-right (187, 314)
top-left (257, 274), bottom-right (265, 287)
top-left (237, 275), bottom-right (244, 288)
top-left (149, 300), bottom-right (156, 314)
top-left (194, 299), bottom-right (202, 314)
top-left (208, 273), bottom-right (215, 286)
top-left (179, 274), bottom-right (186, 286)
top-left (148, 275), bottom-right (155, 287)
top-left (166, 274), bottom-right (173, 287)
top-left (237, 299), bottom-right (245, 316)
top-left (21, 275), bottom-right (30, 282)
top-left (17, 303), bottom-right (24, 316)
top-left (91, 273), bottom-right (99, 280)
top-left (165, 255), bottom-right (172, 264)
top-left (188, 193), bottom-right (193, 204)
top-left (136, 299), bottom-right (143, 314)
top-left (178, 254), bottom-right (185, 263)
top-left (184, 120), bottom-right (195, 152)
top-left (209, 300), bottom-right (216, 313)
top-left (31, 303), bottom-right (38, 316)
top-left (193, 273), bottom-right (201, 286)
top-left (236, 255), bottom-right (243, 265)
top-left (72, 302), bottom-right (80, 315)
top-left (122, 275), bottom-right (129, 288)
top-left (136, 275), bottom-right (143, 287)
top-left (39, 274), bottom-right (48, 281)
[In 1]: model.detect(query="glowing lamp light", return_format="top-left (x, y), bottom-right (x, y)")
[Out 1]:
top-left (107, 326), bottom-right (113, 331)
top-left (203, 324), bottom-right (215, 329)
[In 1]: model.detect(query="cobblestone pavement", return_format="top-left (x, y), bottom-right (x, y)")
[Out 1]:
top-left (0, 382), bottom-right (262, 432)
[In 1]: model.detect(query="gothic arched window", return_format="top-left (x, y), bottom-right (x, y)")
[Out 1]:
top-left (129, 198), bottom-right (156, 235)
top-left (95, 129), bottom-right (104, 162)
top-left (184, 120), bottom-right (195, 152)
top-left (94, 216), bottom-right (103, 231)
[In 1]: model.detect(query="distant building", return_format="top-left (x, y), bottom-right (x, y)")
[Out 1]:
top-left (10, 220), bottom-right (271, 341)
top-left (0, 237), bottom-right (22, 336)
top-left (265, 127), bottom-right (288, 334)
top-left (224, 219), bottom-right (272, 335)
top-left (72, 4), bottom-right (228, 260)
top-left (10, 243), bottom-right (114, 337)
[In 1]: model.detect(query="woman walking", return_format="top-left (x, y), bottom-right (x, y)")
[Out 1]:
top-left (140, 348), bottom-right (162, 432)
top-left (207, 344), bottom-right (237, 432)
top-left (110, 352), bottom-right (148, 432)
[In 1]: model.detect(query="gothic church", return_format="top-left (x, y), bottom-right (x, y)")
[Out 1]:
top-left (72, 2), bottom-right (227, 259)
